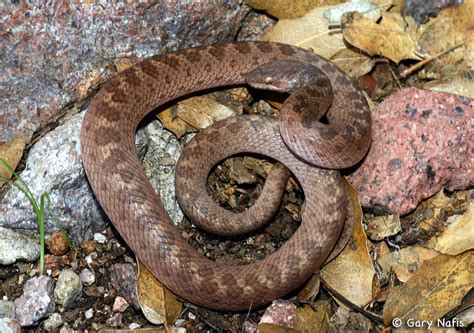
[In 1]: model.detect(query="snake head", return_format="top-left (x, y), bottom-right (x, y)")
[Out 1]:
top-left (245, 60), bottom-right (322, 93)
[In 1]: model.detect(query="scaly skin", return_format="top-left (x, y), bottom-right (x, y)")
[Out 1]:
top-left (80, 41), bottom-right (371, 311)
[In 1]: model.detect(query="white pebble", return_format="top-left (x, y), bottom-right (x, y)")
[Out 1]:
top-left (94, 233), bottom-right (107, 244)
top-left (79, 268), bottom-right (95, 286)
top-left (84, 308), bottom-right (94, 319)
top-left (128, 322), bottom-right (141, 330)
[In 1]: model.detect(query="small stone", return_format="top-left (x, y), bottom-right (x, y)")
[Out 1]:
top-left (259, 299), bottom-right (296, 328)
top-left (93, 233), bottom-right (107, 244)
top-left (128, 322), bottom-right (140, 330)
top-left (54, 269), bottom-right (82, 309)
top-left (84, 255), bottom-right (94, 265)
top-left (243, 320), bottom-right (257, 333)
top-left (46, 231), bottom-right (69, 256)
top-left (42, 313), bottom-right (64, 331)
top-left (112, 296), bottom-right (129, 313)
top-left (79, 268), bottom-right (95, 286)
top-left (14, 276), bottom-right (55, 326)
top-left (0, 301), bottom-right (16, 318)
top-left (0, 318), bottom-right (21, 333)
top-left (81, 240), bottom-right (96, 253)
top-left (59, 324), bottom-right (75, 333)
top-left (84, 308), bottom-right (94, 320)
top-left (0, 227), bottom-right (40, 265)
top-left (106, 313), bottom-right (123, 328)
top-left (109, 263), bottom-right (139, 310)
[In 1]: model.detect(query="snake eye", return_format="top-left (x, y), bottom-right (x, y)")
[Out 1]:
top-left (264, 76), bottom-right (274, 84)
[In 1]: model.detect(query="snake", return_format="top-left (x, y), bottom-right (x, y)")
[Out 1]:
top-left (80, 41), bottom-right (371, 311)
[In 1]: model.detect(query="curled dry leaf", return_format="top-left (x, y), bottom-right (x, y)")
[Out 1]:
top-left (320, 179), bottom-right (375, 307)
top-left (418, 0), bottom-right (474, 79)
top-left (342, 11), bottom-right (422, 63)
top-left (377, 246), bottom-right (440, 283)
top-left (263, 2), bottom-right (376, 58)
top-left (424, 202), bottom-right (474, 255)
top-left (0, 135), bottom-right (26, 187)
top-left (156, 106), bottom-right (193, 138)
top-left (176, 95), bottom-right (241, 129)
top-left (364, 214), bottom-right (401, 241)
top-left (136, 259), bottom-right (182, 325)
top-left (330, 48), bottom-right (375, 78)
top-left (383, 251), bottom-right (474, 326)
top-left (294, 302), bottom-right (331, 333)
top-left (247, 0), bottom-right (345, 19)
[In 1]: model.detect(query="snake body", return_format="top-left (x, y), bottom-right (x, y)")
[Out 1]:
top-left (80, 42), bottom-right (371, 311)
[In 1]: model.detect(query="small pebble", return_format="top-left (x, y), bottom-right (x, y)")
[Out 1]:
top-left (46, 231), bottom-right (69, 256)
top-left (112, 296), bottom-right (129, 313)
top-left (59, 325), bottom-right (75, 333)
top-left (128, 322), bottom-right (141, 330)
top-left (85, 255), bottom-right (93, 265)
top-left (54, 269), bottom-right (82, 309)
top-left (79, 268), bottom-right (95, 286)
top-left (42, 313), bottom-right (63, 330)
top-left (106, 313), bottom-right (123, 327)
top-left (84, 308), bottom-right (94, 320)
top-left (93, 233), bottom-right (107, 244)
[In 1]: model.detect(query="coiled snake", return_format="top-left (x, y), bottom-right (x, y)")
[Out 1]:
top-left (80, 42), bottom-right (371, 311)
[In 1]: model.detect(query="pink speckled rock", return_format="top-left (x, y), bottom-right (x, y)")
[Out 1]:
top-left (349, 87), bottom-right (472, 215)
top-left (259, 299), bottom-right (296, 328)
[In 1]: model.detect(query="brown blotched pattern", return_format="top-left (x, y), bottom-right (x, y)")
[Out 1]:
top-left (80, 42), bottom-right (371, 311)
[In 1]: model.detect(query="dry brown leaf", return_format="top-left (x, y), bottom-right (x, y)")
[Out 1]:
top-left (418, 1), bottom-right (474, 79)
top-left (425, 202), bottom-right (474, 255)
top-left (377, 246), bottom-right (440, 283)
top-left (320, 179), bottom-right (375, 307)
top-left (156, 106), bottom-right (193, 138)
top-left (330, 48), bottom-right (375, 77)
top-left (423, 75), bottom-right (474, 99)
top-left (176, 95), bottom-right (241, 129)
top-left (0, 136), bottom-right (26, 187)
top-left (365, 214), bottom-right (401, 241)
top-left (248, 0), bottom-right (345, 19)
top-left (256, 323), bottom-right (298, 333)
top-left (263, 2), bottom-right (368, 59)
top-left (297, 274), bottom-right (321, 302)
top-left (342, 11), bottom-right (422, 63)
top-left (294, 302), bottom-right (331, 333)
top-left (383, 251), bottom-right (474, 326)
top-left (136, 259), bottom-right (182, 325)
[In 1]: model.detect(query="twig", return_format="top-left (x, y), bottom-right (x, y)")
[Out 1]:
top-left (400, 39), bottom-right (470, 78)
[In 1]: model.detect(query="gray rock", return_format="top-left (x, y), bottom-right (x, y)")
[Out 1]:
top-left (109, 263), bottom-right (139, 310)
top-left (0, 227), bottom-right (40, 265)
top-left (0, 114), bottom-right (185, 244)
top-left (0, 113), bottom-right (106, 242)
top-left (1, 1), bottom-right (248, 145)
top-left (0, 318), bottom-right (21, 333)
top-left (42, 313), bottom-right (63, 331)
top-left (0, 301), bottom-right (16, 318)
top-left (54, 269), bottom-right (82, 309)
top-left (142, 120), bottom-right (184, 225)
top-left (14, 275), bottom-right (55, 327)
